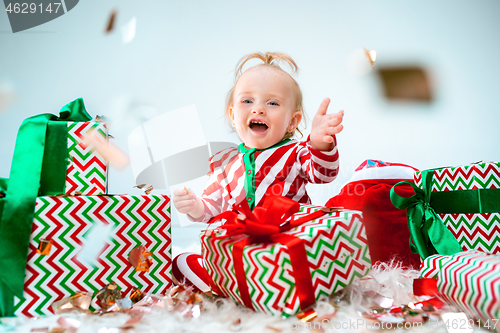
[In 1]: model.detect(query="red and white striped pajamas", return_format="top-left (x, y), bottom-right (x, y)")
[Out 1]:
top-left (189, 137), bottom-right (340, 223)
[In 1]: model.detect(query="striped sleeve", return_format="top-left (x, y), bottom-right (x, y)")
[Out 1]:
top-left (187, 147), bottom-right (238, 223)
top-left (297, 135), bottom-right (339, 184)
top-left (187, 171), bottom-right (223, 223)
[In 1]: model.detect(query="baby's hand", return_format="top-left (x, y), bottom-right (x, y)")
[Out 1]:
top-left (310, 98), bottom-right (344, 151)
top-left (172, 188), bottom-right (205, 220)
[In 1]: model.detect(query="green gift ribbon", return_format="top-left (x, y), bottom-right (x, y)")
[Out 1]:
top-left (390, 169), bottom-right (462, 260)
top-left (390, 168), bottom-right (500, 260)
top-left (0, 98), bottom-right (91, 317)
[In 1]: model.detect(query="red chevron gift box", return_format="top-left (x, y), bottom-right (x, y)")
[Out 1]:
top-left (12, 194), bottom-right (172, 317)
top-left (391, 162), bottom-right (500, 259)
top-left (201, 196), bottom-right (371, 317)
top-left (419, 250), bottom-right (500, 332)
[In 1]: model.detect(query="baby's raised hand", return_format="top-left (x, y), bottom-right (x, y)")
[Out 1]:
top-left (172, 188), bottom-right (205, 220)
top-left (310, 98), bottom-right (344, 151)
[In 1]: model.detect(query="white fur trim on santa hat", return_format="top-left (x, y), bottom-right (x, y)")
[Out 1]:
top-left (350, 165), bottom-right (416, 182)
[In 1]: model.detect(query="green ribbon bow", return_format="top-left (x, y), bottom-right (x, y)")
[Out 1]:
top-left (390, 169), bottom-right (463, 259)
top-left (0, 98), bottom-right (91, 317)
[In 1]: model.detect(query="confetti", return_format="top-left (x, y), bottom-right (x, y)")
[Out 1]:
top-left (121, 17), bottom-right (136, 44)
top-left (52, 291), bottom-right (92, 314)
top-left (81, 131), bottom-right (129, 170)
top-left (184, 186), bottom-right (189, 194)
top-left (129, 287), bottom-right (145, 303)
top-left (36, 239), bottom-right (53, 255)
top-left (296, 308), bottom-right (317, 322)
top-left (364, 48), bottom-right (377, 68)
top-left (96, 282), bottom-right (122, 310)
top-left (104, 9), bottom-right (117, 34)
top-left (134, 184), bottom-right (153, 195)
top-left (321, 207), bottom-right (344, 213)
top-left (0, 81), bottom-right (16, 114)
top-left (78, 223), bottom-right (112, 265)
top-left (128, 245), bottom-right (153, 272)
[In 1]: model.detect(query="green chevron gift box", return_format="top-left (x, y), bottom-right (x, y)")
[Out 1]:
top-left (420, 250), bottom-right (500, 332)
top-left (11, 194), bottom-right (172, 317)
top-left (391, 162), bottom-right (500, 259)
top-left (60, 120), bottom-right (108, 195)
top-left (201, 198), bottom-right (371, 317)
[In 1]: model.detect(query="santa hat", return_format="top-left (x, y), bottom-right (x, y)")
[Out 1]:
top-left (326, 159), bottom-right (421, 269)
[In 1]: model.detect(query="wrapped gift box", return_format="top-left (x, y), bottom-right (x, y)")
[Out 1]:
top-left (420, 250), bottom-right (500, 332)
top-left (201, 204), bottom-right (371, 317)
top-left (63, 121), bottom-right (108, 195)
top-left (414, 162), bottom-right (500, 254)
top-left (13, 194), bottom-right (172, 317)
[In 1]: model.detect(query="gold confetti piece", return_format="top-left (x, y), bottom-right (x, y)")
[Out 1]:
top-left (52, 291), bottom-right (92, 314)
top-left (129, 287), bottom-right (144, 303)
top-left (321, 207), bottom-right (344, 213)
top-left (82, 131), bottom-right (130, 170)
top-left (184, 186), bottom-right (189, 194)
top-left (364, 48), bottom-right (377, 68)
top-left (296, 308), bottom-right (317, 322)
top-left (31, 328), bottom-right (49, 333)
top-left (96, 282), bottom-right (123, 310)
top-left (105, 9), bottom-right (117, 33)
top-left (134, 184), bottom-right (153, 195)
top-left (128, 245), bottom-right (153, 272)
top-left (37, 239), bottom-right (53, 255)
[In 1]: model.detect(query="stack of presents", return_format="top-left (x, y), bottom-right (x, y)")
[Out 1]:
top-left (0, 99), bottom-right (498, 328)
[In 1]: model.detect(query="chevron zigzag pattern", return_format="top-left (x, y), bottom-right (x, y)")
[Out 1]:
top-left (14, 195), bottom-right (172, 317)
top-left (414, 162), bottom-right (500, 255)
top-left (414, 162), bottom-right (500, 192)
top-left (201, 205), bottom-right (371, 316)
top-left (429, 250), bottom-right (500, 326)
top-left (419, 254), bottom-right (447, 278)
top-left (66, 122), bottom-right (108, 195)
top-left (441, 213), bottom-right (500, 253)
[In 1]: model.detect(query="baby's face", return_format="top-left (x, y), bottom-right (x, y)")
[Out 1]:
top-left (230, 67), bottom-right (301, 150)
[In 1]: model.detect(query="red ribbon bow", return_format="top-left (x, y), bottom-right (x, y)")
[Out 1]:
top-left (206, 195), bottom-right (329, 312)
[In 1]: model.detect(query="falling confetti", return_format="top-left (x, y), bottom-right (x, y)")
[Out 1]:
top-left (36, 239), bottom-right (53, 255)
top-left (0, 81), bottom-right (16, 114)
top-left (134, 184), bottom-right (153, 195)
top-left (104, 9), bottom-right (117, 34)
top-left (78, 222), bottom-right (113, 265)
top-left (363, 48), bottom-right (377, 68)
top-left (121, 17), bottom-right (136, 44)
top-left (81, 130), bottom-right (130, 170)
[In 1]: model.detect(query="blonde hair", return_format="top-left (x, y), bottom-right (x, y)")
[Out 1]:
top-left (225, 52), bottom-right (305, 139)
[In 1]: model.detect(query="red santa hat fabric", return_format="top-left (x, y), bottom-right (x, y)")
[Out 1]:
top-left (326, 160), bottom-right (421, 269)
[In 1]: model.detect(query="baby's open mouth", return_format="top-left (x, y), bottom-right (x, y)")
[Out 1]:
top-left (249, 120), bottom-right (268, 133)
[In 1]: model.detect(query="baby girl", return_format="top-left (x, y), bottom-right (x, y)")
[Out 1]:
top-left (173, 52), bottom-right (344, 222)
